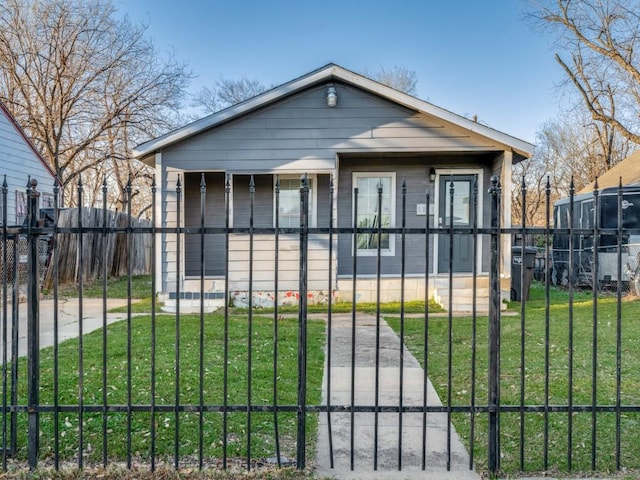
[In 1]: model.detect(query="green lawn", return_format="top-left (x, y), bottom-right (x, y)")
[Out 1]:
top-left (11, 312), bottom-right (325, 465)
top-left (387, 282), bottom-right (640, 474)
top-left (44, 274), bottom-right (154, 299)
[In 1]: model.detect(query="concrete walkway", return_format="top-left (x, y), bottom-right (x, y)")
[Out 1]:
top-left (314, 313), bottom-right (480, 480)
top-left (0, 297), bottom-right (134, 358)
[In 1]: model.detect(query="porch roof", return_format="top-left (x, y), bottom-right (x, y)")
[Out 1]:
top-left (133, 63), bottom-right (534, 163)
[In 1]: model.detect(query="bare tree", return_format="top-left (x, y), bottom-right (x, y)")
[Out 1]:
top-left (192, 77), bottom-right (269, 114)
top-left (0, 0), bottom-right (191, 208)
top-left (531, 0), bottom-right (640, 151)
top-left (362, 65), bottom-right (418, 95)
top-left (512, 109), bottom-right (632, 225)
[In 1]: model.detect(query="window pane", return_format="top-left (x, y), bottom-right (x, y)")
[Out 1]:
top-left (355, 175), bottom-right (392, 250)
top-left (276, 177), bottom-right (313, 227)
top-left (444, 180), bottom-right (470, 225)
top-left (16, 191), bottom-right (27, 225)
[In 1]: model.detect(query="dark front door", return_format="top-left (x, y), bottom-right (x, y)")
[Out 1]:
top-left (438, 174), bottom-right (475, 273)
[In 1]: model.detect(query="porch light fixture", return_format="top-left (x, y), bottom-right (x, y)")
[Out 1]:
top-left (429, 167), bottom-right (436, 182)
top-left (326, 85), bottom-right (337, 107)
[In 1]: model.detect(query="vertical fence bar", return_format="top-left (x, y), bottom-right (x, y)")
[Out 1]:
top-left (519, 177), bottom-right (527, 471)
top-left (543, 176), bottom-right (551, 471)
top-left (174, 175), bottom-right (182, 469)
top-left (247, 176), bottom-right (255, 470)
top-left (223, 174), bottom-right (231, 469)
top-left (326, 175), bottom-right (335, 468)
top-left (446, 176), bottom-right (454, 471)
top-left (497, 179), bottom-right (502, 471)
top-left (398, 179), bottom-right (407, 471)
top-left (615, 177), bottom-right (623, 471)
top-left (470, 178), bottom-right (478, 470)
top-left (27, 178), bottom-right (40, 470)
top-left (199, 173), bottom-right (206, 470)
top-left (296, 174), bottom-right (309, 469)
top-left (125, 177), bottom-right (133, 469)
top-left (101, 177), bottom-right (108, 467)
top-left (373, 180), bottom-right (383, 471)
top-left (273, 176), bottom-right (282, 465)
top-left (350, 185), bottom-right (358, 472)
top-left (422, 189), bottom-right (431, 471)
top-left (52, 179), bottom-right (59, 469)
top-left (591, 181), bottom-right (599, 471)
top-left (567, 178), bottom-right (575, 471)
top-left (150, 176), bottom-right (157, 471)
top-left (10, 225), bottom-right (17, 457)
top-left (76, 177), bottom-right (84, 469)
top-left (1, 176), bottom-right (7, 469)
top-left (488, 175), bottom-right (501, 475)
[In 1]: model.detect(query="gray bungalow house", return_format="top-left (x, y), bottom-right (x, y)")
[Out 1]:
top-left (0, 100), bottom-right (56, 224)
top-left (133, 64), bottom-right (534, 312)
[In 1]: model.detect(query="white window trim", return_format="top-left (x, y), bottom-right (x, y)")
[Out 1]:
top-left (273, 174), bottom-right (317, 228)
top-left (433, 168), bottom-right (484, 274)
top-left (352, 172), bottom-right (396, 257)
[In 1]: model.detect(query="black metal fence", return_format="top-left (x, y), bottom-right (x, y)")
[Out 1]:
top-left (2, 173), bottom-right (640, 476)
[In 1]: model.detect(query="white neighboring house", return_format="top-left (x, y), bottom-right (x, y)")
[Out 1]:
top-left (0, 100), bottom-right (56, 225)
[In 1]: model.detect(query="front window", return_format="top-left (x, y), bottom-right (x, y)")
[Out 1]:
top-left (353, 173), bottom-right (395, 255)
top-left (275, 175), bottom-right (315, 228)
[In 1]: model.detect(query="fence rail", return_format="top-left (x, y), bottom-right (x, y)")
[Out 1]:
top-left (2, 174), bottom-right (640, 477)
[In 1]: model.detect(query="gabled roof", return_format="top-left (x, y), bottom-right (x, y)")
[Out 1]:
top-left (0, 99), bottom-right (57, 180)
top-left (133, 63), bottom-right (534, 161)
top-left (579, 150), bottom-right (640, 194)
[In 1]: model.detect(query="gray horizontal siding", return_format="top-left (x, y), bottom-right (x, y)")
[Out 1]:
top-left (184, 172), bottom-right (227, 276)
top-left (182, 173), bottom-right (332, 280)
top-left (228, 234), bottom-right (333, 292)
top-left (160, 82), bottom-right (500, 173)
top-left (336, 157), bottom-right (492, 276)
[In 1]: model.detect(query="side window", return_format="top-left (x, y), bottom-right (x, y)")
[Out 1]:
top-left (41, 193), bottom-right (55, 208)
top-left (16, 191), bottom-right (27, 225)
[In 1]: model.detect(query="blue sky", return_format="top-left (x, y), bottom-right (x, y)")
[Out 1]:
top-left (118, 0), bottom-right (565, 144)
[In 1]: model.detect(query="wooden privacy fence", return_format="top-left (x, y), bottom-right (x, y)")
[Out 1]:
top-left (42, 207), bottom-right (151, 288)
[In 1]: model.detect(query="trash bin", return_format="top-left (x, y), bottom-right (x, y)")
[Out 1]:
top-left (511, 246), bottom-right (537, 301)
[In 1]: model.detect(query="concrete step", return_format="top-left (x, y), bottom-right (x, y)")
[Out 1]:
top-left (161, 291), bottom-right (225, 313)
top-left (433, 288), bottom-right (504, 313)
